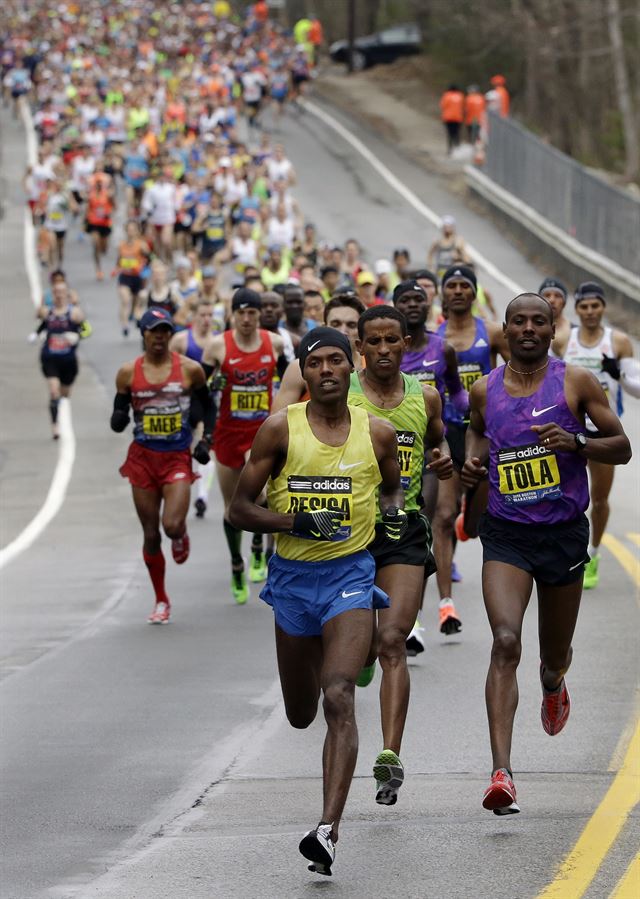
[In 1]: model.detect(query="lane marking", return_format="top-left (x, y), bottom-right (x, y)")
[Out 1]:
top-left (537, 535), bottom-right (640, 898)
top-left (0, 101), bottom-right (76, 570)
top-left (627, 532), bottom-right (640, 548)
top-left (610, 852), bottom-right (640, 899)
top-left (537, 722), bottom-right (640, 899)
top-left (303, 98), bottom-right (526, 295)
top-left (602, 534), bottom-right (640, 608)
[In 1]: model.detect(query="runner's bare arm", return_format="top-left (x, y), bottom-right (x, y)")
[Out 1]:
top-left (461, 376), bottom-right (489, 487)
top-left (532, 366), bottom-right (631, 464)
top-left (228, 414), bottom-right (294, 533)
top-left (369, 415), bottom-right (404, 515)
top-left (271, 358), bottom-right (305, 413)
top-left (422, 384), bottom-right (453, 480)
top-left (168, 330), bottom-right (187, 353)
top-left (443, 341), bottom-right (469, 413)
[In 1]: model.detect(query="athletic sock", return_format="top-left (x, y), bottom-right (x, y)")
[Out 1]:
top-left (49, 397), bottom-right (60, 424)
top-left (251, 533), bottom-right (263, 553)
top-left (588, 544), bottom-right (599, 558)
top-left (143, 549), bottom-right (170, 604)
top-left (197, 459), bottom-right (213, 501)
top-left (439, 596), bottom-right (453, 606)
top-left (223, 518), bottom-right (243, 566)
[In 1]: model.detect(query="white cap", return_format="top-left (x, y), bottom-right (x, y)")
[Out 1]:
top-left (374, 259), bottom-right (392, 275)
top-left (442, 214), bottom-right (456, 228)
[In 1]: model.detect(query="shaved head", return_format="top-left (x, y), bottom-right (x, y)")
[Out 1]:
top-left (505, 293), bottom-right (553, 324)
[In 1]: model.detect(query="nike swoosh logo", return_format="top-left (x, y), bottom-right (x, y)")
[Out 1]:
top-left (307, 340), bottom-right (321, 351)
top-left (569, 558), bottom-right (586, 571)
top-left (310, 530), bottom-right (321, 538)
top-left (531, 404), bottom-right (558, 417)
top-left (341, 590), bottom-right (362, 598)
top-left (422, 360), bottom-right (438, 367)
top-left (229, 357), bottom-right (242, 364)
top-left (338, 461), bottom-right (363, 471)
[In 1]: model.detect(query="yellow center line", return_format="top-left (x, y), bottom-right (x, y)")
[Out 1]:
top-left (536, 533), bottom-right (640, 899)
top-left (627, 533), bottom-right (640, 548)
top-left (610, 852), bottom-right (640, 899)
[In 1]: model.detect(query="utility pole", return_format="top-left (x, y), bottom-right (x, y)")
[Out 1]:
top-left (347, 0), bottom-right (356, 73)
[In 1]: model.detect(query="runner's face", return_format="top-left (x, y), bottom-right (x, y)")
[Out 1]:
top-left (260, 298), bottom-right (281, 328)
top-left (504, 299), bottom-right (554, 363)
top-left (284, 290), bottom-right (304, 325)
top-left (233, 306), bottom-right (260, 335)
top-left (394, 290), bottom-right (429, 328)
top-left (575, 298), bottom-right (605, 330)
top-left (357, 318), bottom-right (408, 377)
top-left (416, 278), bottom-right (437, 301)
top-left (540, 289), bottom-right (566, 319)
top-left (443, 279), bottom-right (474, 314)
top-left (304, 294), bottom-right (324, 322)
top-left (326, 306), bottom-right (359, 352)
top-left (195, 307), bottom-right (213, 332)
top-left (303, 346), bottom-right (351, 402)
top-left (144, 325), bottom-right (173, 355)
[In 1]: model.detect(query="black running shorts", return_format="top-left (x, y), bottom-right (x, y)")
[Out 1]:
top-left (479, 512), bottom-right (589, 586)
top-left (41, 354), bottom-right (78, 385)
top-left (445, 421), bottom-right (467, 471)
top-left (368, 511), bottom-right (437, 577)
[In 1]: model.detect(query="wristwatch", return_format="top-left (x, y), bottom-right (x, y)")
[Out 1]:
top-left (575, 432), bottom-right (588, 451)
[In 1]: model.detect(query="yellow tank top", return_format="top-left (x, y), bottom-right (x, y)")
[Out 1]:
top-left (268, 403), bottom-right (380, 562)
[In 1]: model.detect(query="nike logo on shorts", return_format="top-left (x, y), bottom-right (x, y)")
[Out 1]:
top-left (338, 461), bottom-right (363, 471)
top-left (531, 404), bottom-right (558, 417)
top-left (341, 590), bottom-right (362, 598)
top-left (569, 558), bottom-right (586, 571)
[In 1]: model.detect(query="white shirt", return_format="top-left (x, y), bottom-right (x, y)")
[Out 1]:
top-left (231, 236), bottom-right (258, 267)
top-left (70, 155), bottom-right (95, 193)
top-left (267, 216), bottom-right (295, 249)
top-left (267, 157), bottom-right (293, 183)
top-left (143, 182), bottom-right (177, 225)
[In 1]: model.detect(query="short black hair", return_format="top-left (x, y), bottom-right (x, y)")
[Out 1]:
top-left (357, 305), bottom-right (408, 339)
top-left (324, 294), bottom-right (366, 322)
top-left (504, 292), bottom-right (553, 324)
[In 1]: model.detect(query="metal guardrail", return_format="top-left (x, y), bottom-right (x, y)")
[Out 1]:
top-left (484, 111), bottom-right (640, 276)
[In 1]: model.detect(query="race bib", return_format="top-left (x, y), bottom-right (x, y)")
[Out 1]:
top-left (49, 211), bottom-right (63, 221)
top-left (396, 430), bottom-right (416, 490)
top-left (497, 443), bottom-right (561, 506)
top-left (119, 256), bottom-right (139, 270)
top-left (286, 475), bottom-right (352, 541)
top-left (458, 362), bottom-right (483, 392)
top-left (230, 385), bottom-right (269, 420)
top-left (142, 411), bottom-right (182, 436)
top-left (206, 226), bottom-right (224, 240)
top-left (48, 334), bottom-right (71, 353)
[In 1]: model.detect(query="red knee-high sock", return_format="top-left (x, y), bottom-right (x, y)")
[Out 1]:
top-left (143, 549), bottom-right (170, 605)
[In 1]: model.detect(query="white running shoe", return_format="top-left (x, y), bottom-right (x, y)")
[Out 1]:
top-left (299, 823), bottom-right (335, 876)
top-left (406, 619), bottom-right (425, 656)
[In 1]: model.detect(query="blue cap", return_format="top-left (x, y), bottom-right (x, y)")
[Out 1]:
top-left (139, 308), bottom-right (175, 332)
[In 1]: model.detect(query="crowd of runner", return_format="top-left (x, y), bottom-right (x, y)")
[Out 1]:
top-left (3, 0), bottom-right (639, 880)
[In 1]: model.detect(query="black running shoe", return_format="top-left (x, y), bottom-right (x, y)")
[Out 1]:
top-left (195, 498), bottom-right (207, 518)
top-left (299, 823), bottom-right (335, 876)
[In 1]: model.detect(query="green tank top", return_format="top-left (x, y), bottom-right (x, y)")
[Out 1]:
top-left (348, 371), bottom-right (427, 516)
top-left (268, 402), bottom-right (380, 562)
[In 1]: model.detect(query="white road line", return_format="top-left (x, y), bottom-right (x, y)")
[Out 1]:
top-left (0, 102), bottom-right (77, 571)
top-left (303, 98), bottom-right (526, 296)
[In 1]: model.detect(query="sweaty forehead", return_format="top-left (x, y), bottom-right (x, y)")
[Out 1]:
top-left (506, 296), bottom-right (552, 322)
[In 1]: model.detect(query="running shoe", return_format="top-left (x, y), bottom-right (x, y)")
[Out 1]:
top-left (231, 565), bottom-right (249, 605)
top-left (540, 665), bottom-right (571, 736)
top-left (583, 554), bottom-right (600, 589)
top-left (148, 601), bottom-right (170, 625)
top-left (299, 823), bottom-right (335, 876)
top-left (482, 769), bottom-right (520, 815)
top-left (406, 619), bottom-right (425, 656)
top-left (171, 534), bottom-right (190, 565)
top-left (194, 497), bottom-right (207, 519)
top-left (439, 598), bottom-right (462, 635)
top-left (373, 749), bottom-right (404, 805)
top-left (455, 497), bottom-right (470, 542)
top-left (451, 561), bottom-right (463, 583)
top-left (356, 661), bottom-right (376, 687)
top-left (249, 550), bottom-right (267, 583)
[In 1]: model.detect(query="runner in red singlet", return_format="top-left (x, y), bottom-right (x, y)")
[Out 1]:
top-left (201, 288), bottom-right (285, 603)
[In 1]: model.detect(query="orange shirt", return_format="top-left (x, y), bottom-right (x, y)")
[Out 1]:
top-left (309, 20), bottom-right (323, 45)
top-left (464, 92), bottom-right (486, 126)
top-left (86, 189), bottom-right (113, 226)
top-left (118, 239), bottom-right (148, 276)
top-left (440, 90), bottom-right (464, 124)
top-left (254, 1), bottom-right (268, 22)
top-left (495, 85), bottom-right (510, 117)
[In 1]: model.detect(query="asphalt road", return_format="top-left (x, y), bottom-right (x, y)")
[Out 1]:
top-left (0, 99), bottom-right (638, 899)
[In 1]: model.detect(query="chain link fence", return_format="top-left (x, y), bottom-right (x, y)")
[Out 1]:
top-left (484, 111), bottom-right (640, 276)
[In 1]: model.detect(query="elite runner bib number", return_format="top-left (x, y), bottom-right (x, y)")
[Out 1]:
top-left (396, 430), bottom-right (415, 491)
top-left (286, 475), bottom-right (352, 541)
top-left (142, 406), bottom-right (183, 436)
top-left (497, 443), bottom-right (561, 506)
top-left (458, 362), bottom-right (483, 392)
top-left (230, 385), bottom-right (269, 419)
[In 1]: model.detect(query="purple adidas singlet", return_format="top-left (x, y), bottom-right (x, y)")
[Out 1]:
top-left (400, 331), bottom-right (447, 405)
top-left (485, 357), bottom-right (589, 524)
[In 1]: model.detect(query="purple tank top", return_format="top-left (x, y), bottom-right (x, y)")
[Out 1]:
top-left (400, 331), bottom-right (447, 405)
top-left (186, 327), bottom-right (204, 363)
top-left (485, 358), bottom-right (588, 524)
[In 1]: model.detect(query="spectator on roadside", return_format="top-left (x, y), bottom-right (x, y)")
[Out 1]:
top-left (464, 85), bottom-right (486, 143)
top-left (440, 84), bottom-right (465, 154)
top-left (486, 74), bottom-right (510, 118)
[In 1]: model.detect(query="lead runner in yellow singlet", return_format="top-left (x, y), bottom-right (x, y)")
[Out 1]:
top-left (229, 328), bottom-right (404, 878)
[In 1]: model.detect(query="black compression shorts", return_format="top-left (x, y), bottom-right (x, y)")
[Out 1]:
top-left (368, 511), bottom-right (437, 577)
top-left (41, 354), bottom-right (78, 385)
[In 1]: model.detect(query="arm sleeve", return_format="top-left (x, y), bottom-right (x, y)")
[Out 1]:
top-left (192, 383), bottom-right (217, 441)
top-left (620, 357), bottom-right (640, 399)
top-left (110, 392), bottom-right (131, 432)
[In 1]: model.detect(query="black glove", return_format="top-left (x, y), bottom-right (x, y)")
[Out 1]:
top-left (382, 506), bottom-right (408, 541)
top-left (601, 354), bottom-right (620, 381)
top-left (291, 509), bottom-right (344, 540)
top-left (192, 439), bottom-right (211, 465)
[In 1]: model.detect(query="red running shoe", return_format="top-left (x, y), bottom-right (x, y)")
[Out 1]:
top-left (455, 498), bottom-right (469, 542)
top-left (540, 666), bottom-right (571, 735)
top-left (148, 601), bottom-right (170, 625)
top-left (171, 533), bottom-right (190, 565)
top-left (482, 769), bottom-right (520, 815)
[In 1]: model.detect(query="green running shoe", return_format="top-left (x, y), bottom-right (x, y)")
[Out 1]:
top-left (583, 554), bottom-right (600, 590)
top-left (373, 749), bottom-right (404, 806)
top-left (356, 661), bottom-right (376, 688)
top-left (249, 550), bottom-right (267, 583)
top-left (231, 566), bottom-right (249, 604)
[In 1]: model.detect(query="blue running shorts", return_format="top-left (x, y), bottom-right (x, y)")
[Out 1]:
top-left (260, 549), bottom-right (389, 637)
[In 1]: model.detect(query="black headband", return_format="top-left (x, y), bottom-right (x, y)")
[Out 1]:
top-left (298, 327), bottom-right (354, 372)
